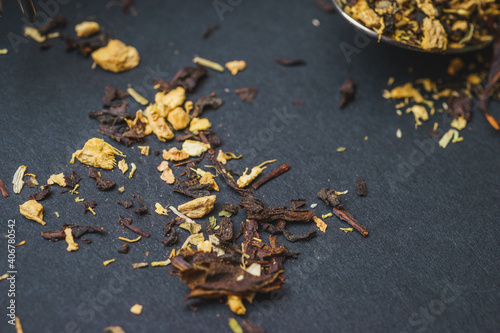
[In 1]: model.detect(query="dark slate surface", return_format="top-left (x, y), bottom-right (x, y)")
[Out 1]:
top-left (0, 1), bottom-right (499, 332)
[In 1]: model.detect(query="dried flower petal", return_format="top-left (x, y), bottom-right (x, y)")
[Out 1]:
top-left (138, 146), bottom-right (150, 156)
top-left (144, 104), bottom-right (174, 141)
top-left (118, 159), bottom-right (129, 174)
top-left (64, 228), bottom-right (79, 252)
top-left (189, 117), bottom-right (212, 134)
top-left (19, 200), bottom-right (46, 225)
top-left (406, 105), bottom-right (429, 128)
top-left (163, 147), bottom-right (190, 161)
top-left (313, 216), bottom-right (327, 232)
top-left (72, 138), bottom-right (125, 170)
top-left (155, 203), bottom-right (169, 215)
top-left (47, 173), bottom-right (67, 187)
top-left (182, 140), bottom-right (210, 156)
top-left (12, 165), bottom-right (27, 194)
top-left (130, 304), bottom-right (143, 315)
top-left (216, 150), bottom-right (242, 165)
top-left (237, 160), bottom-right (276, 188)
top-left (103, 259), bottom-right (115, 266)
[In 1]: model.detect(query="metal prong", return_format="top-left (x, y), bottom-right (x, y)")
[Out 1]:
top-left (17, 0), bottom-right (37, 23)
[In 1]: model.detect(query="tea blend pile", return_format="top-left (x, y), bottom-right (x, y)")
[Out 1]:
top-left (341, 0), bottom-right (500, 51)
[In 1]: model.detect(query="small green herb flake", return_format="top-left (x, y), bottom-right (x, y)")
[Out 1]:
top-left (209, 216), bottom-right (217, 229)
top-left (336, 147), bottom-right (346, 152)
top-left (218, 210), bottom-right (232, 218)
top-left (228, 318), bottom-right (243, 333)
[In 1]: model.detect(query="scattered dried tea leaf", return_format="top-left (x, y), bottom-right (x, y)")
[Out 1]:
top-left (13, 165), bottom-right (27, 194)
top-left (163, 147), bottom-right (190, 161)
top-left (193, 56), bottom-right (224, 72)
top-left (240, 195), bottom-right (314, 223)
top-left (339, 77), bottom-right (355, 108)
top-left (317, 188), bottom-right (342, 208)
top-left (189, 117), bottom-right (212, 134)
top-left (199, 171), bottom-right (219, 191)
top-left (64, 228), bottom-right (79, 252)
top-left (19, 200), bottom-right (46, 225)
top-left (118, 243), bottom-right (130, 254)
top-left (38, 14), bottom-right (66, 35)
top-left (134, 196), bottom-right (151, 215)
top-left (274, 57), bottom-right (306, 66)
top-left (29, 185), bottom-right (51, 201)
top-left (237, 160), bottom-right (276, 188)
top-left (235, 87), bottom-right (258, 103)
top-left (118, 215), bottom-right (150, 238)
top-left (72, 138), bottom-right (125, 170)
top-left (102, 86), bottom-right (130, 107)
top-left (83, 200), bottom-right (97, 215)
top-left (202, 24), bottom-right (219, 38)
top-left (75, 21), bottom-right (100, 38)
top-left (241, 319), bottom-right (265, 333)
top-left (103, 259), bottom-right (115, 266)
top-left (178, 195), bottom-right (216, 218)
top-left (225, 60), bottom-right (247, 75)
top-left (192, 93), bottom-right (223, 117)
top-left (406, 105), bottom-right (429, 127)
top-left (313, 216), bottom-right (327, 233)
top-left (153, 66), bottom-right (207, 93)
top-left (447, 93), bottom-right (472, 121)
top-left (118, 159), bottom-right (129, 174)
top-left (91, 39), bottom-right (140, 73)
top-left (356, 177), bottom-right (367, 197)
top-left (130, 304), bottom-right (143, 315)
top-left (283, 228), bottom-right (317, 242)
top-left (0, 180), bottom-right (8, 197)
top-left (117, 199), bottom-right (133, 209)
top-left (182, 140), bottom-right (211, 156)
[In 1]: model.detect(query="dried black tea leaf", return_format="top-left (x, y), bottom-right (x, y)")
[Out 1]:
top-left (283, 228), bottom-right (317, 242)
top-left (69, 224), bottom-right (105, 238)
top-left (274, 57), bottom-right (306, 66)
top-left (317, 188), bottom-right (342, 208)
top-left (64, 32), bottom-right (110, 57)
top-left (239, 195), bottom-right (314, 223)
top-left (118, 243), bottom-right (130, 254)
top-left (153, 65), bottom-right (207, 93)
top-left (356, 177), bottom-right (367, 197)
top-left (64, 171), bottom-right (82, 188)
top-left (235, 87), bottom-right (258, 103)
top-left (81, 238), bottom-right (92, 244)
top-left (96, 177), bottom-right (116, 191)
top-left (118, 215), bottom-right (150, 238)
top-left (83, 200), bottom-right (97, 214)
top-left (222, 203), bottom-right (239, 215)
top-left (315, 0), bottom-right (335, 13)
top-left (162, 228), bottom-right (178, 246)
top-left (102, 86), bottom-right (130, 107)
top-left (38, 14), bottom-right (66, 35)
top-left (209, 156), bottom-right (251, 194)
top-left (202, 24), bottom-right (219, 39)
top-left (447, 93), bottom-right (472, 121)
top-left (218, 217), bottom-right (234, 242)
top-left (241, 319), bottom-right (266, 333)
top-left (133, 196), bottom-right (150, 215)
top-left (339, 77), bottom-right (355, 108)
top-left (290, 199), bottom-right (306, 210)
top-left (29, 186), bottom-right (51, 201)
top-left (173, 179), bottom-right (212, 198)
top-left (198, 130), bottom-right (221, 148)
top-left (193, 93), bottom-right (223, 117)
top-left (117, 199), bottom-right (133, 208)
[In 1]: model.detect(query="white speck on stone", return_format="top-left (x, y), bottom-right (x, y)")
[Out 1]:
top-left (312, 19), bottom-right (320, 27)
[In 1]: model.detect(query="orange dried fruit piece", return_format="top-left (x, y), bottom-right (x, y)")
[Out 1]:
top-left (19, 200), bottom-right (46, 225)
top-left (163, 147), bottom-right (190, 161)
top-left (177, 195), bottom-right (216, 218)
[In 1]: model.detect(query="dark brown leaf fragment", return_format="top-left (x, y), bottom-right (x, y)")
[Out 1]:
top-left (192, 93), bottom-right (223, 117)
top-left (239, 195), bottom-right (314, 223)
top-left (0, 180), bottom-right (8, 197)
top-left (290, 199), bottom-right (306, 210)
top-left (133, 196), bottom-right (150, 215)
top-left (69, 224), bottom-right (105, 238)
top-left (447, 93), bottom-right (472, 121)
top-left (117, 199), bottom-right (133, 208)
top-left (64, 171), bottom-right (82, 188)
top-left (83, 200), bottom-right (97, 213)
top-left (25, 178), bottom-right (37, 188)
top-left (153, 65), bottom-right (207, 93)
top-left (315, 0), bottom-right (335, 13)
top-left (235, 87), bottom-right (258, 103)
top-left (38, 14), bottom-right (66, 35)
top-left (332, 207), bottom-right (369, 237)
top-left (173, 179), bottom-right (211, 198)
top-left (283, 228), bottom-right (317, 242)
top-left (118, 215), bottom-right (150, 238)
top-left (339, 77), bottom-right (355, 108)
top-left (479, 39), bottom-right (500, 130)
top-left (96, 178), bottom-right (116, 191)
top-left (222, 203), bottom-right (239, 215)
top-left (102, 86), bottom-right (130, 107)
top-left (241, 319), bottom-right (266, 333)
top-left (29, 186), bottom-right (51, 201)
top-left (218, 217), bottom-right (234, 242)
top-left (81, 238), bottom-right (92, 244)
top-left (209, 156), bottom-right (251, 194)
top-left (252, 164), bottom-right (290, 190)
top-left (118, 243), bottom-right (130, 254)
top-left (317, 188), bottom-right (342, 208)
top-left (202, 24), bottom-right (219, 39)
top-left (64, 32), bottom-right (110, 57)
top-left (274, 57), bottom-right (307, 66)
top-left (356, 177), bottom-right (367, 197)
top-left (162, 228), bottom-right (178, 246)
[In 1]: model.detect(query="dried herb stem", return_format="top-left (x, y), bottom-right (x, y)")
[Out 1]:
top-left (332, 207), bottom-right (368, 237)
top-left (252, 164), bottom-right (290, 190)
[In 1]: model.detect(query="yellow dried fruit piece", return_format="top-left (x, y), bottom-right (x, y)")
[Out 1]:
top-left (24, 26), bottom-right (46, 42)
top-left (199, 171), bottom-right (219, 191)
top-left (313, 216), bottom-right (327, 233)
top-left (138, 146), bottom-right (150, 156)
top-left (227, 295), bottom-right (246, 315)
top-left (225, 60), bottom-right (247, 75)
top-left (72, 138), bottom-right (125, 170)
top-left (406, 105), bottom-right (429, 128)
top-left (118, 159), bottom-right (128, 174)
top-left (158, 161), bottom-right (175, 184)
top-left (189, 117), bottom-right (211, 134)
top-left (237, 160), bottom-right (276, 188)
top-left (162, 147), bottom-right (189, 161)
top-left (144, 104), bottom-right (174, 141)
top-left (64, 228), bottom-right (79, 252)
top-left (421, 17), bottom-right (447, 51)
top-left (216, 150), bottom-right (242, 165)
top-left (451, 117), bottom-right (467, 130)
top-left (178, 195), bottom-right (216, 218)
top-left (47, 173), bottom-right (67, 186)
top-left (130, 304), bottom-right (143, 315)
top-left (75, 21), bottom-right (100, 38)
top-left (155, 203), bottom-right (169, 215)
top-left (91, 39), bottom-right (140, 73)
top-left (125, 110), bottom-right (152, 136)
top-left (383, 82), bottom-right (425, 104)
top-left (182, 140), bottom-right (210, 156)
top-left (167, 107), bottom-right (191, 130)
top-left (155, 87), bottom-right (186, 117)
top-left (103, 259), bottom-right (116, 266)
top-left (19, 200), bottom-right (46, 225)
top-left (197, 240), bottom-right (212, 253)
